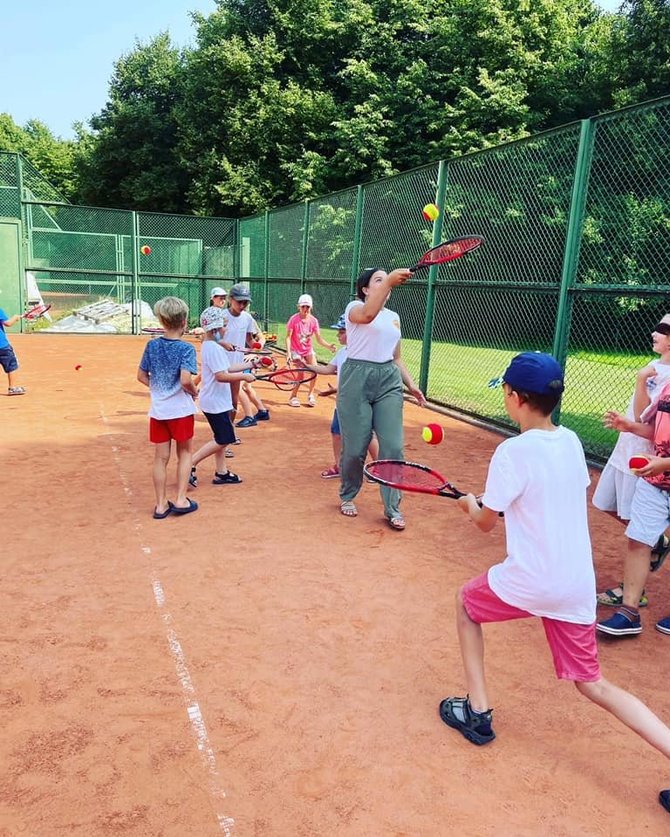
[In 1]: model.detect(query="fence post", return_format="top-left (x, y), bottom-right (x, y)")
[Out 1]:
top-left (263, 210), bottom-right (270, 331)
top-left (419, 160), bottom-right (448, 395)
top-left (130, 211), bottom-right (140, 335)
top-left (552, 118), bottom-right (595, 419)
top-left (300, 200), bottom-right (310, 296)
top-left (349, 185), bottom-right (364, 299)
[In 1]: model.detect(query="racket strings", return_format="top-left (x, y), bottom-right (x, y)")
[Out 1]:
top-left (426, 237), bottom-right (482, 264)
top-left (368, 462), bottom-right (447, 490)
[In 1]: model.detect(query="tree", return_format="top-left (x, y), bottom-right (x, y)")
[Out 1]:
top-left (0, 113), bottom-right (78, 199)
top-left (76, 33), bottom-right (189, 212)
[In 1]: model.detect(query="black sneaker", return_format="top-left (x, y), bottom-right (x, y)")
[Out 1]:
top-left (236, 416), bottom-right (257, 428)
top-left (439, 695), bottom-right (495, 745)
top-left (660, 789), bottom-right (670, 813)
top-left (212, 470), bottom-right (243, 485)
top-left (189, 467), bottom-right (198, 488)
top-left (254, 409), bottom-right (270, 421)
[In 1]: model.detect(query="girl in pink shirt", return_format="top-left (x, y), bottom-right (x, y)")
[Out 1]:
top-left (285, 293), bottom-right (335, 407)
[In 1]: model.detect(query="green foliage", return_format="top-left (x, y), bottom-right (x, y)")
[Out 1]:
top-left (74, 34), bottom-right (190, 212)
top-left (0, 114), bottom-right (78, 198)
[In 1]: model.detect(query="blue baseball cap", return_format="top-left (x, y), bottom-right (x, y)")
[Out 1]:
top-left (330, 314), bottom-right (346, 330)
top-left (502, 352), bottom-right (564, 396)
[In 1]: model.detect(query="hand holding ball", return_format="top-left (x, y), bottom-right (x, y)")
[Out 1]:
top-left (422, 203), bottom-right (440, 222)
top-left (422, 423), bottom-right (444, 445)
top-left (140, 245), bottom-right (152, 256)
top-left (629, 454), bottom-right (650, 472)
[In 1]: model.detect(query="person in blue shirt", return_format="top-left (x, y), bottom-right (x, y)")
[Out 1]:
top-left (0, 308), bottom-right (26, 396)
top-left (137, 297), bottom-right (199, 518)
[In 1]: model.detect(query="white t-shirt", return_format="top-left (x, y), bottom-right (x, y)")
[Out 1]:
top-left (223, 310), bottom-right (256, 364)
top-left (483, 426), bottom-right (596, 624)
top-left (331, 346), bottom-right (347, 382)
top-left (344, 302), bottom-right (400, 362)
top-left (606, 359), bottom-right (670, 472)
top-left (199, 341), bottom-right (233, 414)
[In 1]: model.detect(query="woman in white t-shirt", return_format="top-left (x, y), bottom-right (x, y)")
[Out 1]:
top-left (594, 314), bottom-right (670, 606)
top-left (337, 267), bottom-right (426, 530)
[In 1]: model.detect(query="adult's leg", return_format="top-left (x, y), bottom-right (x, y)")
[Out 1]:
top-left (370, 365), bottom-right (404, 519)
top-left (337, 363), bottom-right (373, 504)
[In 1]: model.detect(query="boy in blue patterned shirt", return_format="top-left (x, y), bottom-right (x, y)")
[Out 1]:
top-left (137, 297), bottom-right (199, 518)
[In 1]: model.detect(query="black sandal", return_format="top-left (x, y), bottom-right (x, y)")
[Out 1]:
top-left (439, 695), bottom-right (495, 745)
top-left (212, 470), bottom-right (243, 485)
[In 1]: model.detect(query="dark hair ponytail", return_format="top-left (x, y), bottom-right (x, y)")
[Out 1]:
top-left (356, 267), bottom-right (383, 301)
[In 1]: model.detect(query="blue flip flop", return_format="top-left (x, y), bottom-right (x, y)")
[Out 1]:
top-left (171, 499), bottom-right (198, 515)
top-left (153, 502), bottom-right (174, 519)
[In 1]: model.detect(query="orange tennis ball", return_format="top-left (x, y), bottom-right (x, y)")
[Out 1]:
top-left (629, 454), bottom-right (650, 471)
top-left (422, 203), bottom-right (440, 222)
top-left (140, 245), bottom-right (152, 256)
top-left (422, 423), bottom-right (444, 445)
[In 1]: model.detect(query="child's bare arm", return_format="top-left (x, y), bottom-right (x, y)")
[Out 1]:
top-left (633, 364), bottom-right (656, 421)
top-left (180, 369), bottom-right (198, 397)
top-left (631, 455), bottom-right (670, 478)
top-left (604, 410), bottom-right (654, 439)
top-left (315, 330), bottom-right (336, 352)
top-left (2, 314), bottom-right (21, 328)
top-left (137, 368), bottom-right (150, 387)
top-left (457, 494), bottom-right (499, 532)
top-left (300, 361), bottom-right (337, 375)
top-left (215, 370), bottom-right (255, 383)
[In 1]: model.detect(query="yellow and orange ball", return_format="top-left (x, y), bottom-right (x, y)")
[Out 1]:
top-left (422, 203), bottom-right (440, 222)
top-left (422, 423), bottom-right (444, 445)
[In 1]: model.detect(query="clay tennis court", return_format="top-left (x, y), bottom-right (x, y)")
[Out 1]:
top-left (2, 334), bottom-right (669, 836)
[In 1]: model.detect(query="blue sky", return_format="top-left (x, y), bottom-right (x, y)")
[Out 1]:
top-left (2, 0), bottom-right (622, 140)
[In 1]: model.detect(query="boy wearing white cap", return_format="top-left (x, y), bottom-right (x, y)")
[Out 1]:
top-left (189, 305), bottom-right (260, 486)
top-left (285, 293), bottom-right (336, 407)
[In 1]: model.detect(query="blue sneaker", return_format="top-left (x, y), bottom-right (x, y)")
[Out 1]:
top-left (655, 615), bottom-right (670, 635)
top-left (596, 608), bottom-right (642, 636)
top-left (235, 416), bottom-right (257, 428)
top-left (254, 409), bottom-right (270, 421)
top-left (660, 789), bottom-right (670, 813)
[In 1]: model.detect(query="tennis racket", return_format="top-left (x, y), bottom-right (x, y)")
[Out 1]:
top-left (22, 303), bottom-right (52, 320)
top-left (252, 367), bottom-right (317, 391)
top-left (364, 459), bottom-right (501, 515)
top-left (409, 236), bottom-right (484, 272)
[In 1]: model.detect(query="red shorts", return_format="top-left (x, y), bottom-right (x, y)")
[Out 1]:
top-left (149, 415), bottom-right (194, 444)
top-left (461, 572), bottom-right (601, 683)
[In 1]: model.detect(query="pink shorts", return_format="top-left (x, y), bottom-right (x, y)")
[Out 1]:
top-left (149, 415), bottom-right (194, 444)
top-left (461, 573), bottom-right (601, 683)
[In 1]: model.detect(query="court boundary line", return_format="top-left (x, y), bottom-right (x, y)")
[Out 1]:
top-left (99, 404), bottom-right (235, 836)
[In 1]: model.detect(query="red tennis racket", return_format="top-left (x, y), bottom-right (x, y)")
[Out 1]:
top-left (364, 459), bottom-right (502, 514)
top-left (409, 236), bottom-right (484, 272)
top-left (252, 367), bottom-right (317, 391)
top-left (22, 303), bottom-right (52, 320)
top-left (364, 460), bottom-right (469, 499)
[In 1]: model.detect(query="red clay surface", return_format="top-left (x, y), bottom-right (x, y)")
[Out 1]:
top-left (1, 334), bottom-right (669, 836)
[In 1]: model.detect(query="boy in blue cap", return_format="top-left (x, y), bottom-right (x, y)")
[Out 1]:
top-left (440, 352), bottom-right (670, 813)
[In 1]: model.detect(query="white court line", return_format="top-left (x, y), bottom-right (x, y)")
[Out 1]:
top-left (100, 407), bottom-right (235, 836)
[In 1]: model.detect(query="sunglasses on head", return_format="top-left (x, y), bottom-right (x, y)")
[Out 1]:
top-left (654, 323), bottom-right (670, 335)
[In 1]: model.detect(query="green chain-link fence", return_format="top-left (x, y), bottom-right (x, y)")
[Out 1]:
top-left (4, 95), bottom-right (670, 459)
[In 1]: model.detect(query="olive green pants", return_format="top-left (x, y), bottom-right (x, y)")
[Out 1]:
top-left (337, 359), bottom-right (404, 519)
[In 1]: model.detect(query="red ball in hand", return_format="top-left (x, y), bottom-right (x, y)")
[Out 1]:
top-left (629, 454), bottom-right (650, 471)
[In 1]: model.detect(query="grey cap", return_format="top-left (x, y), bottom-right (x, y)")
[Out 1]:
top-left (229, 283), bottom-right (251, 301)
